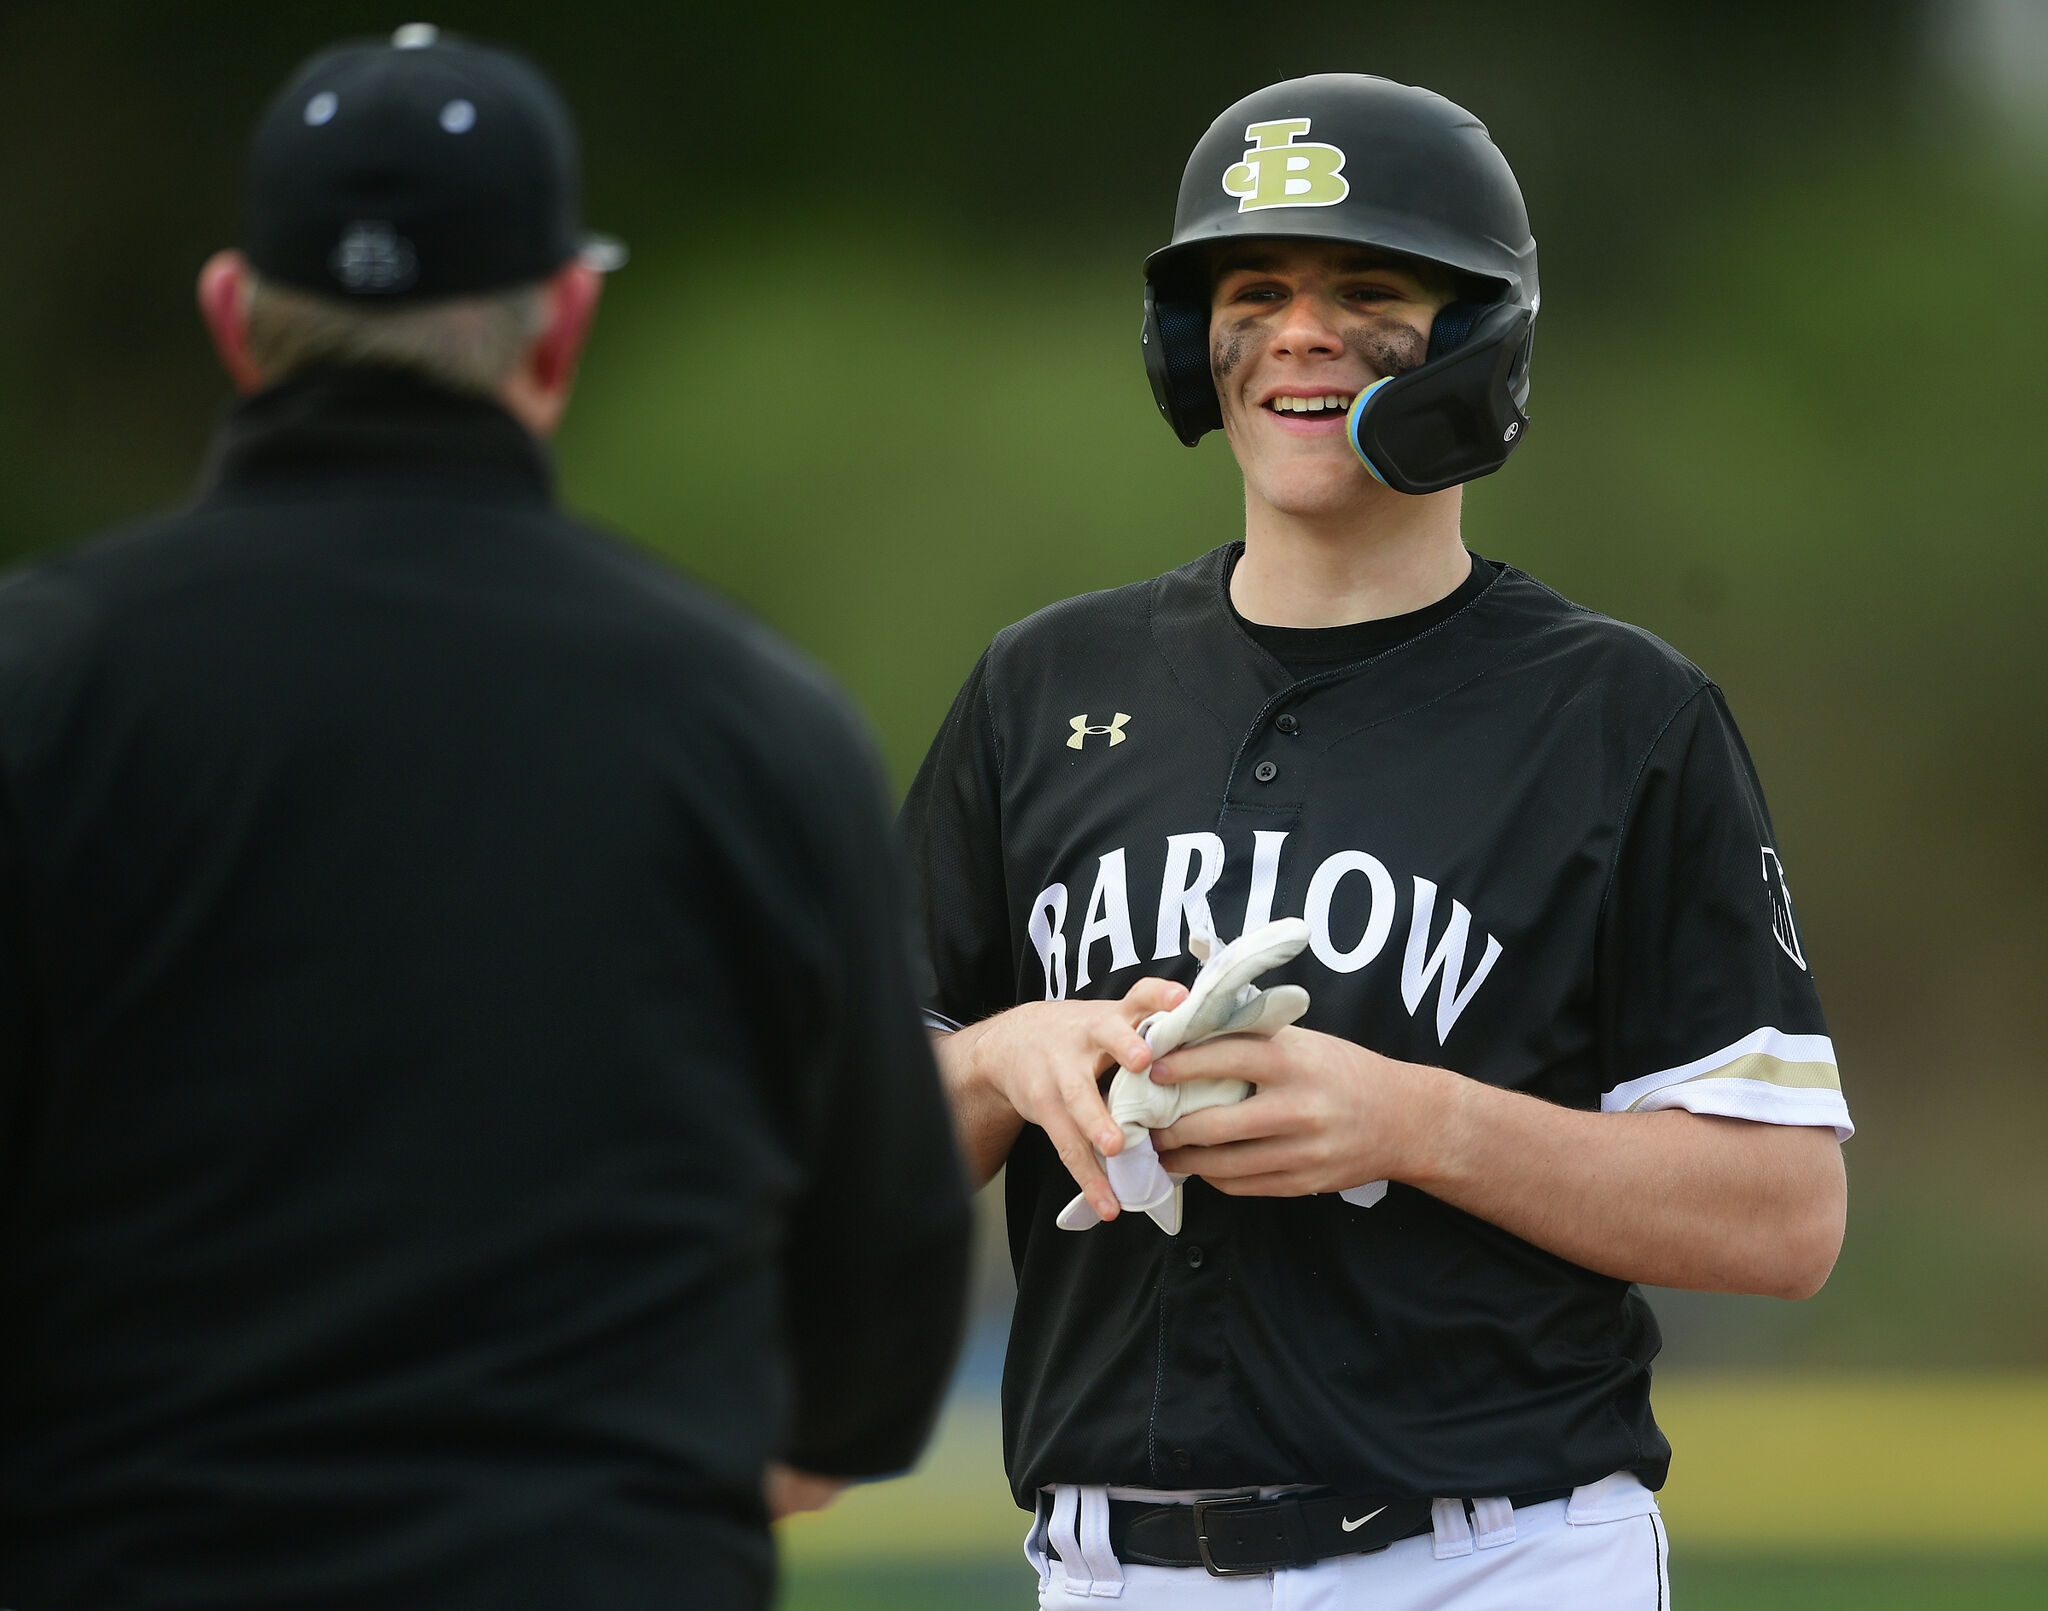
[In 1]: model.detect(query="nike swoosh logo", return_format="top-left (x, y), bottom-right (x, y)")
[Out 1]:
top-left (1341, 1506), bottom-right (1388, 1532)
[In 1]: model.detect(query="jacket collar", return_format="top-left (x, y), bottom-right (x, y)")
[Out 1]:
top-left (197, 366), bottom-right (553, 505)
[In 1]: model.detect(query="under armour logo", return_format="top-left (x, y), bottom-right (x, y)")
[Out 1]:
top-left (1760, 847), bottom-right (1807, 969)
top-left (330, 219), bottom-right (419, 294)
top-left (1068, 713), bottom-right (1130, 749)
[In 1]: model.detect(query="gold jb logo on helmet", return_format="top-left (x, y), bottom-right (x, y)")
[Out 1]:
top-left (1221, 119), bottom-right (1350, 213)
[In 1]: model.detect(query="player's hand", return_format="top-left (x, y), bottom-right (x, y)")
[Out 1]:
top-left (765, 1462), bottom-right (850, 1519)
top-left (966, 978), bottom-right (1189, 1220)
top-left (1150, 1025), bottom-right (1450, 1196)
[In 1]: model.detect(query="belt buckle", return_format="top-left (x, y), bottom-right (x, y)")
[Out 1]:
top-left (1191, 1494), bottom-right (1268, 1578)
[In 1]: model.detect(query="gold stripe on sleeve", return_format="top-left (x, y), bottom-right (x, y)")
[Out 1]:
top-left (1626, 1052), bottom-right (1841, 1110)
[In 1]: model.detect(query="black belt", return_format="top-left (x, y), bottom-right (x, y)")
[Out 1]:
top-left (1053, 1487), bottom-right (1575, 1577)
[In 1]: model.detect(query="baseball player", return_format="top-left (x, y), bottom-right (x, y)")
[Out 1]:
top-left (902, 74), bottom-right (1851, 1607)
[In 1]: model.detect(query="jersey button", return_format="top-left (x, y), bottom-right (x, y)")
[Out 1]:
top-left (1186, 1244), bottom-right (1205, 1269)
top-left (1275, 713), bottom-right (1299, 735)
top-left (1172, 1448), bottom-right (1193, 1470)
top-left (1253, 760), bottom-right (1278, 784)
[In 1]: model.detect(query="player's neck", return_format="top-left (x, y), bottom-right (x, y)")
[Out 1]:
top-left (1233, 484), bottom-right (1469, 628)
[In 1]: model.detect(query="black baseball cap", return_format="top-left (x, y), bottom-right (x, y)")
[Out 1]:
top-left (242, 23), bottom-right (625, 301)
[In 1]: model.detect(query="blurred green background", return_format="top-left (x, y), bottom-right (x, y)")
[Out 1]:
top-left (4, 0), bottom-right (2045, 1603)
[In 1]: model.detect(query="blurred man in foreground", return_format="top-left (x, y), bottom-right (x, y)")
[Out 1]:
top-left (0, 27), bottom-right (968, 1610)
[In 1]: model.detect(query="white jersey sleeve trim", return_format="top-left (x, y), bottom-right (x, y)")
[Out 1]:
top-left (1602, 1027), bottom-right (1852, 1140)
top-left (922, 1009), bottom-right (964, 1034)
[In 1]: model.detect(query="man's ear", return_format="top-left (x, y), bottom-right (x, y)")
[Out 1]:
top-left (534, 259), bottom-right (604, 395)
top-left (499, 264), bottom-right (602, 440)
top-left (499, 259), bottom-right (604, 438)
top-left (197, 250), bottom-right (267, 394)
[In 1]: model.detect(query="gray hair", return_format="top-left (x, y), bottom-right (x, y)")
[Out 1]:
top-left (243, 274), bottom-right (548, 397)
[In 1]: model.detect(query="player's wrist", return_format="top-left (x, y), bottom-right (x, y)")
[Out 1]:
top-left (1382, 1058), bottom-right (1474, 1191)
top-left (931, 1013), bottom-right (1033, 1186)
top-left (951, 1010), bottom-right (1022, 1111)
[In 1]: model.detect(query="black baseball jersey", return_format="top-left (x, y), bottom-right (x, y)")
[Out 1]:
top-left (902, 541), bottom-right (1849, 1507)
top-left (0, 370), bottom-right (970, 1611)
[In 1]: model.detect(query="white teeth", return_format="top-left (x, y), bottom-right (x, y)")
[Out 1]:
top-left (1269, 394), bottom-right (1355, 414)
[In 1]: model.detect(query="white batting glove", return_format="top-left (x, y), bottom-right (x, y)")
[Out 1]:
top-left (1057, 918), bottom-right (1389, 1235)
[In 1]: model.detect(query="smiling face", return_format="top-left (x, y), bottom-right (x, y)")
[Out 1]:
top-left (1208, 241), bottom-right (1463, 521)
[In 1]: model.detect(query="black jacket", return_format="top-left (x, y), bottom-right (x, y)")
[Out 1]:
top-left (0, 370), bottom-right (970, 1611)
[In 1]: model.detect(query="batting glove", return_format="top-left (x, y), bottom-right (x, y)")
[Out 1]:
top-left (1056, 917), bottom-right (1385, 1235)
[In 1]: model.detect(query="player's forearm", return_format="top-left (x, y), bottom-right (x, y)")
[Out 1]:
top-left (929, 1023), bottom-right (1026, 1188)
top-left (1406, 1068), bottom-right (1847, 1298)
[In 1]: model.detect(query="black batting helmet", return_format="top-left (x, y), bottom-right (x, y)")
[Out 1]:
top-left (1141, 74), bottom-right (1539, 495)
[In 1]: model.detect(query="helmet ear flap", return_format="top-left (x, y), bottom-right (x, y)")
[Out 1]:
top-left (1347, 301), bottom-right (1534, 494)
top-left (1423, 298), bottom-right (1531, 411)
top-left (1142, 284), bottom-right (1223, 447)
top-left (1425, 299), bottom-right (1489, 362)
